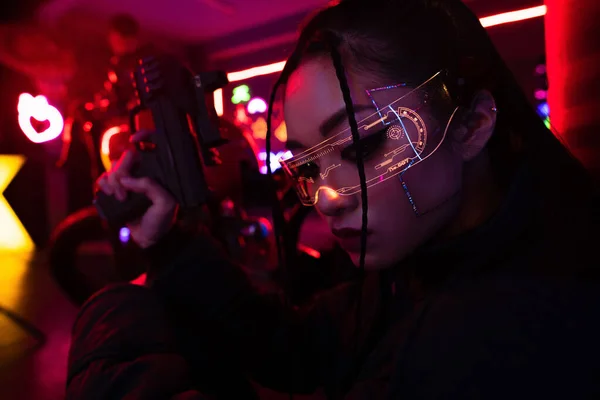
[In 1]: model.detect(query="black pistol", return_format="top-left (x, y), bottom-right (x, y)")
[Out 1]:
top-left (94, 55), bottom-right (228, 227)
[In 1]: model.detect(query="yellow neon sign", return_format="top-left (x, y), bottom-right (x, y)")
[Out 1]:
top-left (0, 155), bottom-right (35, 253)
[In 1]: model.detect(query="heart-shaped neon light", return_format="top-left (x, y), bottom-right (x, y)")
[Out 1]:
top-left (17, 93), bottom-right (64, 143)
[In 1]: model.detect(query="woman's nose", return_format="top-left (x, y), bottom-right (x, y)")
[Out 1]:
top-left (315, 187), bottom-right (357, 217)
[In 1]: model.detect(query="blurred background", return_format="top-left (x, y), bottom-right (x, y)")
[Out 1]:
top-left (0, 0), bottom-right (598, 399)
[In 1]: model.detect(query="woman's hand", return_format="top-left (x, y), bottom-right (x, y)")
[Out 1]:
top-left (96, 130), bottom-right (178, 248)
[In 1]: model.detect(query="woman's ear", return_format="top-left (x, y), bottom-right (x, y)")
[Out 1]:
top-left (451, 90), bottom-right (497, 162)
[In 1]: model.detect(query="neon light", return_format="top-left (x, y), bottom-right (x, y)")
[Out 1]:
top-left (234, 105), bottom-right (251, 126)
top-left (256, 217), bottom-right (272, 238)
top-left (251, 117), bottom-right (267, 139)
top-left (130, 273), bottom-right (147, 286)
top-left (479, 5), bottom-right (547, 28)
top-left (0, 155), bottom-right (35, 253)
top-left (100, 125), bottom-right (129, 172)
top-left (214, 89), bottom-right (224, 116)
top-left (274, 121), bottom-right (288, 142)
top-left (258, 150), bottom-right (292, 174)
top-left (543, 117), bottom-right (551, 129)
top-left (227, 61), bottom-right (287, 83)
top-left (232, 85), bottom-right (251, 104)
top-left (534, 89), bottom-right (547, 100)
top-left (17, 93), bottom-right (64, 143)
top-left (297, 243), bottom-right (321, 259)
top-left (119, 227), bottom-right (130, 243)
top-left (537, 102), bottom-right (550, 118)
top-left (247, 97), bottom-right (268, 114)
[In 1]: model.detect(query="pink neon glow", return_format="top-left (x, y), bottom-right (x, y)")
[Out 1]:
top-left (247, 97), bottom-right (268, 114)
top-left (130, 273), bottom-right (147, 286)
top-left (17, 93), bottom-right (64, 143)
top-left (479, 5), bottom-right (547, 28)
top-left (227, 61), bottom-right (287, 82)
top-left (297, 243), bottom-right (321, 259)
top-left (534, 89), bottom-right (547, 100)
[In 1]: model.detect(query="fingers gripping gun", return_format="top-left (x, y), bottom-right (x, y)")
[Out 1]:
top-left (94, 55), bottom-right (228, 227)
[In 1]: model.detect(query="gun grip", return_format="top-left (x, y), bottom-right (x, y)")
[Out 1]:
top-left (94, 151), bottom-right (157, 227)
top-left (94, 189), bottom-right (153, 228)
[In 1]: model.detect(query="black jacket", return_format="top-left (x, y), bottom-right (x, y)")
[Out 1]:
top-left (66, 165), bottom-right (600, 399)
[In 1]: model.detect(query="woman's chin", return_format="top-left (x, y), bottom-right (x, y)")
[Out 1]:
top-left (347, 250), bottom-right (388, 270)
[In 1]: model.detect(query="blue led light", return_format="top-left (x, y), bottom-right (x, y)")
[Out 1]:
top-left (119, 227), bottom-right (130, 243)
top-left (537, 102), bottom-right (550, 118)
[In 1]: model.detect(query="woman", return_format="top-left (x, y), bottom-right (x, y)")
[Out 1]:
top-left (67, 0), bottom-right (600, 399)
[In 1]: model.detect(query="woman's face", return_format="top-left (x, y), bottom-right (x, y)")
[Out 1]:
top-left (284, 57), bottom-right (468, 269)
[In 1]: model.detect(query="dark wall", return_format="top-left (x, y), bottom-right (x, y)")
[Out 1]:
top-left (0, 0), bottom-right (50, 23)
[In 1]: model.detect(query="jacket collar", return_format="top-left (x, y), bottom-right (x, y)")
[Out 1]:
top-left (382, 161), bottom-right (542, 296)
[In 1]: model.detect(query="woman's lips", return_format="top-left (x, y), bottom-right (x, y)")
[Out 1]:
top-left (332, 227), bottom-right (363, 238)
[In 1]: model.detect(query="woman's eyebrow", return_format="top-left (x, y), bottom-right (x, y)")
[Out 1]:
top-left (319, 104), bottom-right (373, 137)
